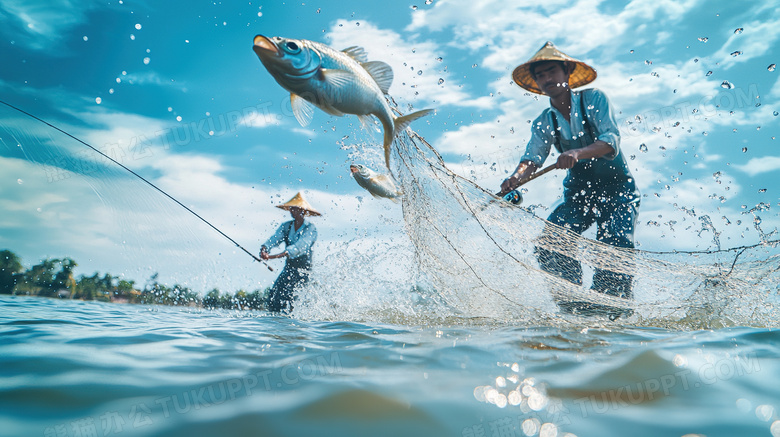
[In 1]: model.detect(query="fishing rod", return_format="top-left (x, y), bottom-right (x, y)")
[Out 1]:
top-left (0, 99), bottom-right (274, 272)
top-left (495, 163), bottom-right (557, 204)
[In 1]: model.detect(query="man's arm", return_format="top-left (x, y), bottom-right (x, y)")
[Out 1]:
top-left (500, 160), bottom-right (539, 194)
top-left (555, 140), bottom-right (615, 169)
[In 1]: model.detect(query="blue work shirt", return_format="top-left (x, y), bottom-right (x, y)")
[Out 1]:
top-left (262, 220), bottom-right (317, 260)
top-left (521, 88), bottom-right (638, 202)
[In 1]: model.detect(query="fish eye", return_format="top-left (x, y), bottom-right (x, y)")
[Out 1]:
top-left (285, 41), bottom-right (300, 52)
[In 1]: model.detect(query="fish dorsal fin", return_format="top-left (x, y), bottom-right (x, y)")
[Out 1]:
top-left (290, 94), bottom-right (315, 127)
top-left (341, 46), bottom-right (368, 63)
top-left (361, 61), bottom-right (394, 94)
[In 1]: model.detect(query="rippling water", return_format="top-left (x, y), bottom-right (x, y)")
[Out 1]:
top-left (2, 295), bottom-right (780, 437)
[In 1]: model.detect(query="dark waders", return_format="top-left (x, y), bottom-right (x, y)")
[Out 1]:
top-left (266, 225), bottom-right (312, 314)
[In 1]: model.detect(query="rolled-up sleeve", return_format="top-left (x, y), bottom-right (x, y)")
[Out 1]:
top-left (586, 89), bottom-right (620, 159)
top-left (285, 223), bottom-right (317, 259)
top-left (520, 110), bottom-right (555, 167)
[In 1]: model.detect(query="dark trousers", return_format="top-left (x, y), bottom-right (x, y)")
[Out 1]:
top-left (536, 192), bottom-right (638, 299)
top-left (266, 255), bottom-right (311, 314)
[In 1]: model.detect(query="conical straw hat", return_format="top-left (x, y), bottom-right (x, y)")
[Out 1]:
top-left (512, 41), bottom-right (597, 95)
top-left (276, 192), bottom-right (321, 216)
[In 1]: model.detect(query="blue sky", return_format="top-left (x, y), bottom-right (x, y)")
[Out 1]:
top-left (1, 0), bottom-right (778, 293)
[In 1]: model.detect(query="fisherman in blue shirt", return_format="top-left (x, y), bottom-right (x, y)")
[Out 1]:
top-left (260, 192), bottom-right (319, 314)
top-left (500, 42), bottom-right (640, 319)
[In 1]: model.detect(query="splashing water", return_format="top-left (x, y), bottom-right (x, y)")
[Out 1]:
top-left (363, 129), bottom-right (780, 329)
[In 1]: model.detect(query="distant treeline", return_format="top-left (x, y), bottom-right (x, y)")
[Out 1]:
top-left (0, 249), bottom-right (269, 310)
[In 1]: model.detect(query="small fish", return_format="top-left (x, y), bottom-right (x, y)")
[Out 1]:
top-left (252, 34), bottom-right (433, 169)
top-left (350, 164), bottom-right (402, 202)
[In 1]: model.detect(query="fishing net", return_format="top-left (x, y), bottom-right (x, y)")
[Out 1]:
top-left (391, 128), bottom-right (780, 328)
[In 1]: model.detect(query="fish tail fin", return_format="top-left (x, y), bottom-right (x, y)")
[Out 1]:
top-left (383, 109), bottom-right (434, 169)
top-left (394, 108), bottom-right (434, 133)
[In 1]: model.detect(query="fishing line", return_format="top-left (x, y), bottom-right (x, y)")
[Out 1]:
top-left (0, 99), bottom-right (273, 272)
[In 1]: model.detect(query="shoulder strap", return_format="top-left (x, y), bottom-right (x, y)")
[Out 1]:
top-left (579, 89), bottom-right (596, 144)
top-left (550, 108), bottom-right (562, 154)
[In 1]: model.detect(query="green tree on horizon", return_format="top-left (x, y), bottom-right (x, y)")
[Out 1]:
top-left (0, 249), bottom-right (23, 294)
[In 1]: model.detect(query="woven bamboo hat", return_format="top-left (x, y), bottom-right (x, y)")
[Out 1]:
top-left (276, 192), bottom-right (321, 216)
top-left (512, 41), bottom-right (597, 95)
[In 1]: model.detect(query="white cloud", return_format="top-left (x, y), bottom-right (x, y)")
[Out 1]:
top-left (734, 156), bottom-right (780, 176)
top-left (0, 0), bottom-right (105, 52)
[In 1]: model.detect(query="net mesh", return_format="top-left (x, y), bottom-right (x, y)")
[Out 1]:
top-left (392, 129), bottom-right (780, 328)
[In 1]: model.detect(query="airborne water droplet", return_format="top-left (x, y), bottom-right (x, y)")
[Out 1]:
top-left (734, 28), bottom-right (743, 34)
top-left (721, 80), bottom-right (734, 89)
top-left (17, 179), bottom-right (23, 184)
top-left (730, 50), bottom-right (742, 57)
top-left (769, 64), bottom-right (777, 72)
top-left (95, 97), bottom-right (102, 104)
top-left (639, 143), bottom-right (648, 152)
top-left (697, 37), bottom-right (708, 42)
top-left (417, 70), bottom-right (423, 75)
top-left (135, 23), bottom-right (142, 30)
top-left (644, 60), bottom-right (652, 65)
top-left (773, 111), bottom-right (779, 116)
top-left (706, 71), bottom-right (713, 77)
top-left (742, 147), bottom-right (748, 153)
top-left (436, 57), bottom-right (443, 62)
top-left (472, 64), bottom-right (478, 68)
top-left (438, 78), bottom-right (444, 85)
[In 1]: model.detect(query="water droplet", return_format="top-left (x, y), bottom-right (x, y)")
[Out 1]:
top-left (17, 179), bottom-right (23, 184)
top-left (471, 64), bottom-right (478, 68)
top-left (742, 147), bottom-right (748, 153)
top-left (417, 70), bottom-right (422, 75)
top-left (759, 188), bottom-right (767, 193)
top-left (697, 37), bottom-right (708, 42)
top-left (143, 57), bottom-right (150, 65)
top-left (95, 97), bottom-right (102, 104)
top-left (639, 144), bottom-right (648, 152)
top-left (721, 80), bottom-right (734, 89)
top-left (435, 57), bottom-right (443, 62)
top-left (411, 5), bottom-right (418, 10)
top-left (702, 131), bottom-right (708, 136)
top-left (130, 34), bottom-right (135, 41)
top-left (82, 36), bottom-right (88, 41)
top-left (734, 28), bottom-right (743, 34)
top-left (629, 49), bottom-right (634, 54)
top-left (316, 8), bottom-right (321, 13)
top-left (257, 12), bottom-right (263, 17)
top-left (644, 60), bottom-right (652, 65)
top-left (425, 0), bottom-right (433, 4)
top-left (706, 71), bottom-right (713, 77)
top-left (730, 50), bottom-right (742, 57)
top-left (356, 22), bottom-right (360, 26)
top-left (773, 111), bottom-right (778, 116)
top-left (176, 116), bottom-right (182, 122)
top-left (437, 78), bottom-right (444, 85)
top-left (630, 154), bottom-right (636, 160)
top-left (769, 64), bottom-right (777, 72)
top-left (694, 58), bottom-right (699, 63)
top-left (135, 23), bottom-right (142, 30)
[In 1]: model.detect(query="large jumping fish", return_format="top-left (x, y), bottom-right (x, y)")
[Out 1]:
top-left (252, 34), bottom-right (433, 169)
top-left (350, 164), bottom-right (403, 203)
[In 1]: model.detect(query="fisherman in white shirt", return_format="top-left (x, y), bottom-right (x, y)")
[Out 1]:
top-left (260, 192), bottom-right (320, 314)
